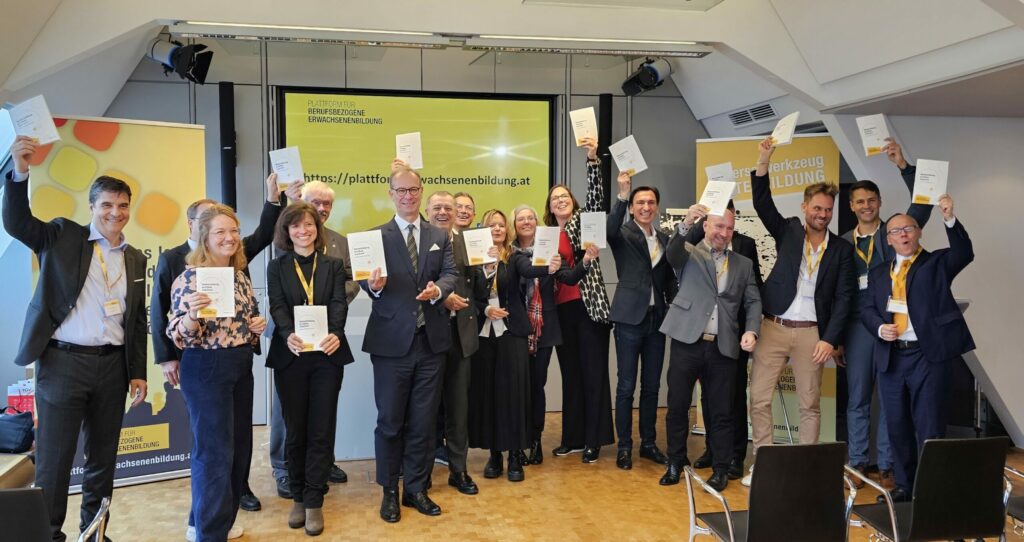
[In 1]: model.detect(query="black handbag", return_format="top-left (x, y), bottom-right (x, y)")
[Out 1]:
top-left (0, 406), bottom-right (34, 453)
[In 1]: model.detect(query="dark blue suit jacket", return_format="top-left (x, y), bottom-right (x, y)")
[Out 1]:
top-left (360, 218), bottom-right (458, 357)
top-left (861, 219), bottom-right (975, 371)
top-left (606, 197), bottom-right (677, 325)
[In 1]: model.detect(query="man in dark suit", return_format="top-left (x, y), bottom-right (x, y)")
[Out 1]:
top-left (839, 137), bottom-right (933, 489)
top-left (362, 165), bottom-right (458, 522)
top-left (423, 190), bottom-right (488, 495)
top-left (862, 195), bottom-right (972, 502)
top-left (658, 203), bottom-right (761, 491)
top-left (605, 172), bottom-right (676, 470)
top-left (4, 136), bottom-right (147, 542)
top-left (149, 172), bottom-right (294, 522)
top-left (746, 137), bottom-right (856, 485)
top-left (681, 200), bottom-right (763, 480)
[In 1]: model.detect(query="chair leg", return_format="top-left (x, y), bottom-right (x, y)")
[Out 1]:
top-left (775, 382), bottom-right (794, 444)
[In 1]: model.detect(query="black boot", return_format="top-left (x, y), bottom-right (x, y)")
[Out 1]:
top-left (484, 451), bottom-right (503, 478)
top-left (508, 453), bottom-right (525, 482)
top-left (527, 439), bottom-right (544, 465)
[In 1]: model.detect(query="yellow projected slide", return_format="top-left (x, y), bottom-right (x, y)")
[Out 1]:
top-left (282, 91), bottom-right (552, 235)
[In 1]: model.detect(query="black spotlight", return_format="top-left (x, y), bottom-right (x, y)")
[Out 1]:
top-left (622, 58), bottom-right (672, 97)
top-left (146, 38), bottom-right (213, 84)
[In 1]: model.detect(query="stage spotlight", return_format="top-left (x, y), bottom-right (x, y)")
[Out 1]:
top-left (146, 38), bottom-right (214, 84)
top-left (621, 58), bottom-right (672, 97)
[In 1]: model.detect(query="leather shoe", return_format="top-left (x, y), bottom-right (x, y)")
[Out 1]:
top-left (727, 459), bottom-right (744, 480)
top-left (239, 490), bottom-right (261, 512)
top-left (708, 470), bottom-right (729, 492)
top-left (850, 464), bottom-right (868, 489)
top-left (582, 447), bottom-right (600, 464)
top-left (616, 449), bottom-right (632, 470)
top-left (447, 472), bottom-right (479, 495)
top-left (639, 444), bottom-right (669, 465)
top-left (380, 489), bottom-right (400, 523)
top-left (276, 477), bottom-right (293, 499)
top-left (552, 444), bottom-right (584, 456)
top-left (877, 488), bottom-right (910, 503)
top-left (693, 450), bottom-right (713, 469)
top-left (402, 491), bottom-right (442, 516)
top-left (329, 464), bottom-right (348, 484)
top-left (507, 455), bottom-right (525, 482)
top-left (484, 452), bottom-right (503, 478)
top-left (527, 440), bottom-right (544, 465)
top-left (660, 463), bottom-right (681, 486)
top-left (880, 468), bottom-right (896, 490)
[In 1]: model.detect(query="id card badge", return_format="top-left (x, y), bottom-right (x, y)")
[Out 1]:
top-left (886, 297), bottom-right (908, 314)
top-left (798, 276), bottom-right (815, 301)
top-left (102, 298), bottom-right (123, 317)
top-left (858, 274), bottom-right (869, 290)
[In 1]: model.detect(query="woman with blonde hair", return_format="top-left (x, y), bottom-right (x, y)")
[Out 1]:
top-left (168, 204), bottom-right (266, 542)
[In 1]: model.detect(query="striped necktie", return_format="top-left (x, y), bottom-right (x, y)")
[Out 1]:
top-left (407, 224), bottom-right (425, 328)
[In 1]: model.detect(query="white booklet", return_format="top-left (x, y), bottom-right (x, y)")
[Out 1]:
top-left (395, 132), bottom-right (423, 170)
top-left (770, 111), bottom-right (800, 147)
top-left (195, 267), bottom-right (235, 318)
top-left (294, 305), bottom-right (328, 352)
top-left (912, 159), bottom-right (949, 205)
top-left (705, 161), bottom-right (736, 184)
top-left (608, 135), bottom-right (648, 176)
top-left (532, 226), bottom-right (560, 266)
top-left (580, 212), bottom-right (606, 249)
top-left (462, 227), bottom-right (496, 265)
top-left (347, 230), bottom-right (388, 281)
top-left (568, 107), bottom-right (597, 147)
top-left (0, 109), bottom-right (15, 167)
top-left (269, 146), bottom-right (304, 191)
top-left (11, 95), bottom-right (61, 145)
top-left (699, 181), bottom-right (738, 217)
top-left (855, 114), bottom-right (890, 157)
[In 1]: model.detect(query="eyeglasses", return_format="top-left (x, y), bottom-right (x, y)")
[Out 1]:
top-left (391, 186), bottom-right (423, 196)
top-left (886, 225), bottom-right (918, 236)
top-left (550, 193), bottom-right (572, 202)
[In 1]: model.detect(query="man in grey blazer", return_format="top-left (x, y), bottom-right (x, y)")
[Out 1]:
top-left (658, 204), bottom-right (761, 491)
top-left (362, 166), bottom-right (458, 522)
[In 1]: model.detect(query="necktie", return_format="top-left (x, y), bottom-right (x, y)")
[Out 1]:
top-left (892, 259), bottom-right (912, 334)
top-left (407, 224), bottom-right (425, 328)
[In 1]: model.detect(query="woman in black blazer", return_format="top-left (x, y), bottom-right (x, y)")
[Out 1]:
top-left (266, 202), bottom-right (354, 536)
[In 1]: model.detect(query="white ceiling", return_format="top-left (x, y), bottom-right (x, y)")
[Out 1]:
top-left (522, 0), bottom-right (723, 11)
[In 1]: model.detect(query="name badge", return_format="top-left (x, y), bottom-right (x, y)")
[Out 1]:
top-left (102, 299), bottom-right (123, 317)
top-left (886, 297), bottom-right (908, 314)
top-left (858, 275), bottom-right (869, 290)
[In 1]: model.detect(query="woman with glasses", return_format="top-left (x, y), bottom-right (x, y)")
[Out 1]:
top-left (168, 204), bottom-right (266, 542)
top-left (544, 137), bottom-right (614, 464)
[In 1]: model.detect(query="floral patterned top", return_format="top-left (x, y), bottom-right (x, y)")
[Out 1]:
top-left (167, 266), bottom-right (260, 349)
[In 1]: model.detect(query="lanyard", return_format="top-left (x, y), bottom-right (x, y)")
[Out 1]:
top-left (804, 234), bottom-right (828, 278)
top-left (293, 253), bottom-right (318, 306)
top-left (92, 242), bottom-right (124, 294)
top-left (853, 225), bottom-right (877, 267)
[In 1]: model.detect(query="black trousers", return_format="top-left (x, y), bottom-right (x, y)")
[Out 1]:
top-left (555, 299), bottom-right (614, 449)
top-left (275, 354), bottom-right (343, 508)
top-left (529, 345), bottom-right (554, 441)
top-left (666, 339), bottom-right (737, 472)
top-left (371, 330), bottom-right (445, 493)
top-left (440, 323), bottom-right (471, 472)
top-left (35, 345), bottom-right (127, 542)
top-left (701, 351), bottom-right (751, 462)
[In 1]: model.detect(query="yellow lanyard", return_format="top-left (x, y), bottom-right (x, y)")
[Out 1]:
top-left (293, 253), bottom-right (318, 305)
top-left (804, 234), bottom-right (828, 277)
top-left (92, 242), bottom-right (124, 294)
top-left (888, 247), bottom-right (922, 300)
top-left (853, 225), bottom-right (876, 267)
top-left (716, 253), bottom-right (730, 281)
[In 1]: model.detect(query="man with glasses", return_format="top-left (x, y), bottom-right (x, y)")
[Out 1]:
top-left (362, 164), bottom-right (457, 522)
top-left (861, 194), bottom-right (972, 502)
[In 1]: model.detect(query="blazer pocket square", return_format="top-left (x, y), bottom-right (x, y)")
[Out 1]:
top-left (430, 243), bottom-right (440, 251)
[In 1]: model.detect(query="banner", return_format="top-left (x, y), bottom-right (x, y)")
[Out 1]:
top-left (9, 116), bottom-right (205, 487)
top-left (693, 134), bottom-right (840, 444)
top-left (280, 90), bottom-right (552, 234)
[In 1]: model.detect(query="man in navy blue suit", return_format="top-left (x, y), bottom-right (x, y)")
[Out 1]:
top-left (362, 165), bottom-right (458, 522)
top-left (861, 194), bottom-right (974, 502)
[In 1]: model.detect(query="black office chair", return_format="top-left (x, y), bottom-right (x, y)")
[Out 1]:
top-left (0, 487), bottom-right (52, 541)
top-left (685, 442), bottom-right (853, 541)
top-left (849, 437), bottom-right (1011, 542)
top-left (1005, 465), bottom-right (1024, 539)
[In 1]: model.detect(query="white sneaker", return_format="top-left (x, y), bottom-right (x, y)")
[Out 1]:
top-left (185, 526), bottom-right (196, 542)
top-left (185, 524), bottom-right (243, 540)
top-left (740, 466), bottom-right (754, 487)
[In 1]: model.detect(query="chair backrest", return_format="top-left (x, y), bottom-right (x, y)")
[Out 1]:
top-left (747, 442), bottom-right (848, 542)
top-left (0, 487), bottom-right (52, 541)
top-left (908, 437), bottom-right (1009, 541)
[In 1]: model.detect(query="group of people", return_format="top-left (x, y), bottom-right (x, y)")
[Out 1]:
top-left (3, 128), bottom-right (974, 541)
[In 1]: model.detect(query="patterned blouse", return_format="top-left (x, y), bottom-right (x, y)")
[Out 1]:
top-left (167, 266), bottom-right (261, 350)
top-left (558, 159), bottom-right (612, 324)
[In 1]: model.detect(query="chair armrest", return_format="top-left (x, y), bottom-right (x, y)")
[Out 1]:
top-left (843, 473), bottom-right (858, 526)
top-left (1006, 466), bottom-right (1024, 482)
top-left (845, 464), bottom-right (899, 539)
top-left (685, 466), bottom-right (735, 542)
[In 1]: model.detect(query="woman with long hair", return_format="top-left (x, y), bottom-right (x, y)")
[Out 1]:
top-left (266, 202), bottom-right (353, 536)
top-left (168, 204), bottom-right (267, 542)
